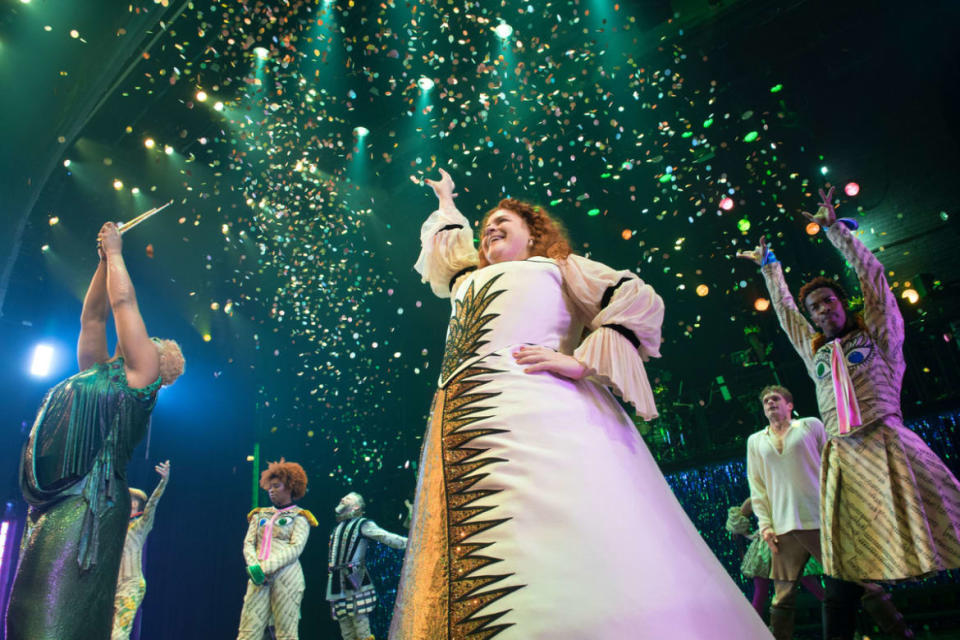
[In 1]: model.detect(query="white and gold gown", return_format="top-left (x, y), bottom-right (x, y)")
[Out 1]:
top-left (388, 205), bottom-right (772, 640)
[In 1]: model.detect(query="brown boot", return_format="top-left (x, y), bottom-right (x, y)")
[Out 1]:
top-left (769, 604), bottom-right (795, 640)
top-left (860, 591), bottom-right (914, 639)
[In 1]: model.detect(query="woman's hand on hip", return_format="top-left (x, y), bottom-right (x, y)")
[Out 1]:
top-left (512, 346), bottom-right (587, 380)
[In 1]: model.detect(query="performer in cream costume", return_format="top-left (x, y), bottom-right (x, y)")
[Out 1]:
top-left (389, 169), bottom-right (772, 639)
top-left (111, 460), bottom-right (170, 640)
top-left (236, 459), bottom-right (317, 640)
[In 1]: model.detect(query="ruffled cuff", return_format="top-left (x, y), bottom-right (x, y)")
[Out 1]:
top-left (414, 206), bottom-right (479, 298)
top-left (574, 326), bottom-right (658, 421)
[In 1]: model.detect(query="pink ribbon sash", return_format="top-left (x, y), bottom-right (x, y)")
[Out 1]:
top-left (830, 339), bottom-right (861, 434)
top-left (258, 505), bottom-right (297, 562)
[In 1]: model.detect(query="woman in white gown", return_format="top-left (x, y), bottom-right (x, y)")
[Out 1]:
top-left (389, 169), bottom-right (772, 640)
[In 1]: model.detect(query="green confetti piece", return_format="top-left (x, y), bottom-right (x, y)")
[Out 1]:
top-left (587, 208), bottom-right (600, 216)
top-left (743, 131), bottom-right (759, 143)
top-left (770, 84), bottom-right (784, 93)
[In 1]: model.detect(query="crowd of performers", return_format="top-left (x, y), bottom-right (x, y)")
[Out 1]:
top-left (3, 176), bottom-right (960, 640)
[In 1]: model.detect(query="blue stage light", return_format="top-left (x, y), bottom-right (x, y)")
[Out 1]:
top-left (29, 344), bottom-right (55, 377)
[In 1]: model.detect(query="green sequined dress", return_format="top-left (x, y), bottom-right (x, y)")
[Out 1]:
top-left (5, 358), bottom-right (160, 640)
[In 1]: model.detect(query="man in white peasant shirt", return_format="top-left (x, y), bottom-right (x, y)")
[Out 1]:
top-left (747, 384), bottom-right (827, 640)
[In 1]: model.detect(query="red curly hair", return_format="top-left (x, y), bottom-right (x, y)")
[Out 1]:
top-left (259, 458), bottom-right (308, 500)
top-left (477, 198), bottom-right (573, 268)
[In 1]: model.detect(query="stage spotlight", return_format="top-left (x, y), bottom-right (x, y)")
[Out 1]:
top-left (202, 333), bottom-right (212, 342)
top-left (820, 166), bottom-right (828, 175)
top-left (494, 22), bottom-right (513, 39)
top-left (144, 138), bottom-right (155, 149)
top-left (417, 77), bottom-right (434, 91)
top-left (844, 182), bottom-right (860, 197)
top-left (214, 101), bottom-right (224, 112)
top-left (754, 297), bottom-right (770, 312)
top-left (901, 288), bottom-right (919, 305)
top-left (354, 126), bottom-right (370, 137)
top-left (131, 187), bottom-right (141, 195)
top-left (30, 344), bottom-right (54, 377)
top-left (719, 197), bottom-right (734, 211)
top-left (253, 47), bottom-right (270, 60)
top-left (196, 90), bottom-right (208, 102)
top-left (113, 179), bottom-right (123, 190)
top-left (63, 159), bottom-right (71, 167)
top-left (48, 216), bottom-right (59, 226)
top-left (164, 145), bottom-right (174, 155)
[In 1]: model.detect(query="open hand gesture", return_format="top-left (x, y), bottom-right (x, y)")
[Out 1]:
top-left (801, 186), bottom-right (837, 228)
top-left (735, 235), bottom-right (769, 266)
top-left (155, 459), bottom-right (171, 480)
top-left (424, 168), bottom-right (456, 201)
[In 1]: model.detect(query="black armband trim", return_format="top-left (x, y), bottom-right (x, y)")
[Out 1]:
top-left (437, 224), bottom-right (464, 234)
top-left (449, 266), bottom-right (477, 291)
top-left (601, 323), bottom-right (641, 350)
top-left (600, 277), bottom-right (633, 310)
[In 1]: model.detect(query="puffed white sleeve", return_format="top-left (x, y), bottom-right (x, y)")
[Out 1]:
top-left (558, 254), bottom-right (665, 420)
top-left (413, 203), bottom-right (480, 299)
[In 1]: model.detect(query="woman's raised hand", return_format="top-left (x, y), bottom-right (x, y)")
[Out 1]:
top-left (735, 235), bottom-right (769, 266)
top-left (424, 168), bottom-right (456, 201)
top-left (97, 222), bottom-right (123, 257)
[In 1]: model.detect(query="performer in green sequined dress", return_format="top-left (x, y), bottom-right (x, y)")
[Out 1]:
top-left (5, 222), bottom-right (185, 640)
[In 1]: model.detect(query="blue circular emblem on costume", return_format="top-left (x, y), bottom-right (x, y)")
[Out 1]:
top-left (847, 347), bottom-right (868, 364)
top-left (259, 518), bottom-right (268, 527)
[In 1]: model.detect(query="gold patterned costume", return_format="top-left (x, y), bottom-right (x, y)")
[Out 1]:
top-left (762, 222), bottom-right (960, 581)
top-left (388, 205), bottom-right (774, 639)
top-left (111, 475), bottom-right (167, 640)
top-left (236, 505), bottom-right (317, 640)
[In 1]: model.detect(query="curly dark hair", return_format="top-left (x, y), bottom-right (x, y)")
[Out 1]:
top-left (477, 198), bottom-right (573, 268)
top-left (797, 276), bottom-right (849, 312)
top-left (259, 458), bottom-right (308, 500)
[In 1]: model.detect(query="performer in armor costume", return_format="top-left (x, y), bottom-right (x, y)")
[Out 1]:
top-left (236, 459), bottom-right (317, 640)
top-left (740, 187), bottom-right (960, 639)
top-left (5, 222), bottom-right (184, 640)
top-left (389, 169), bottom-right (773, 639)
top-left (326, 492), bottom-right (408, 640)
top-left (111, 460), bottom-right (171, 640)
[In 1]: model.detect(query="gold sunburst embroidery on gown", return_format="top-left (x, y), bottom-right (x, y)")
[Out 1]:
top-left (392, 273), bottom-right (524, 639)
